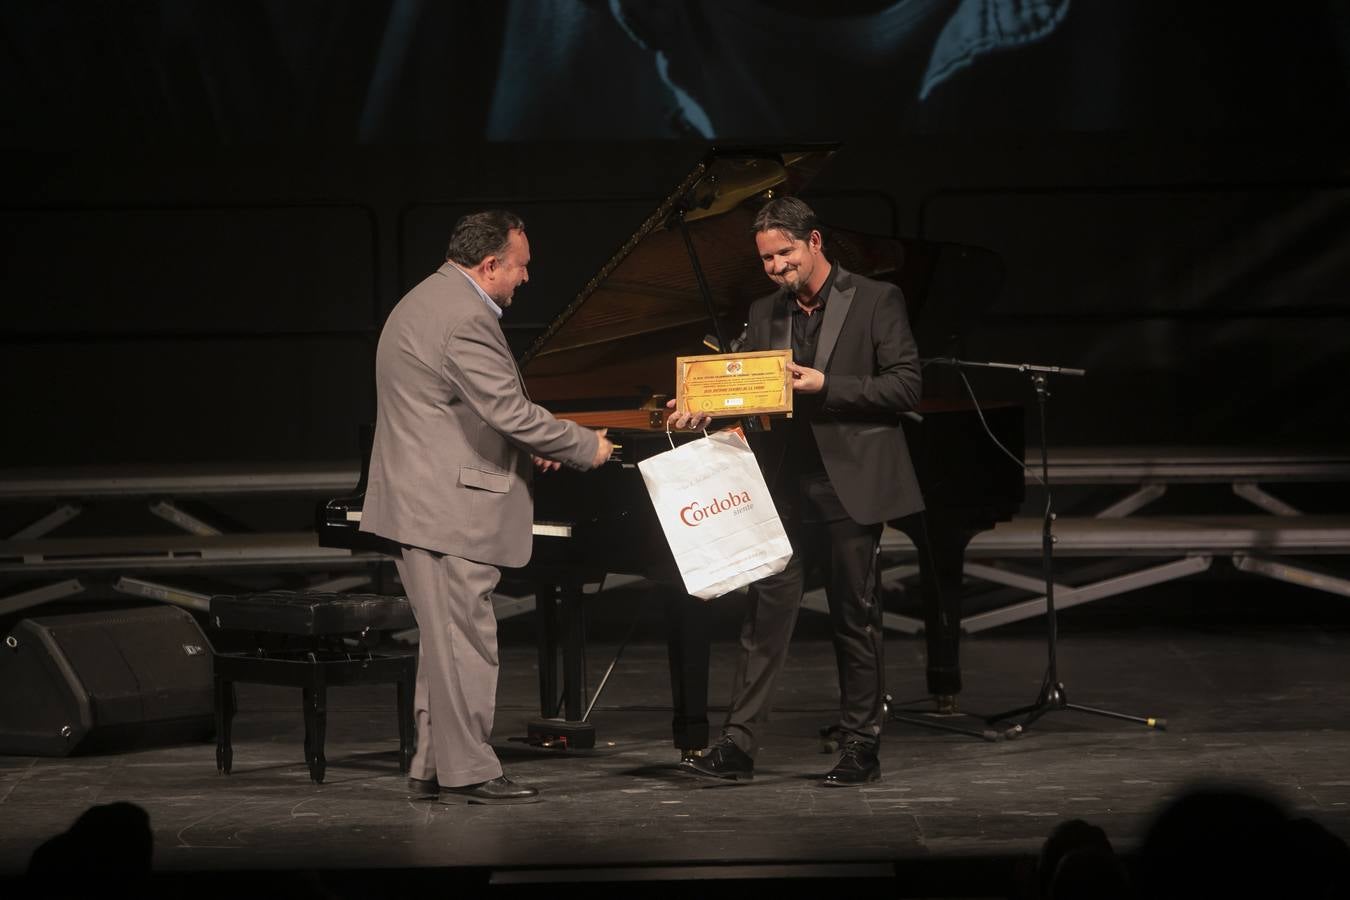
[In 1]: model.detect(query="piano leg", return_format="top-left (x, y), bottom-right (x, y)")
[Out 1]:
top-left (894, 511), bottom-right (970, 697)
top-left (527, 576), bottom-right (599, 750)
top-left (663, 588), bottom-right (712, 751)
top-left (560, 581), bottom-right (585, 722)
top-left (395, 657), bottom-right (415, 774)
top-left (535, 583), bottom-right (558, 716)
top-left (533, 577), bottom-right (587, 721)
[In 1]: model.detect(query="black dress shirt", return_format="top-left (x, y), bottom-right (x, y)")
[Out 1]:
top-left (784, 265), bottom-right (836, 479)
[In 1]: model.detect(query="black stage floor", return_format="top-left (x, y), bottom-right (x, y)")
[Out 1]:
top-left (3, 584), bottom-right (1349, 897)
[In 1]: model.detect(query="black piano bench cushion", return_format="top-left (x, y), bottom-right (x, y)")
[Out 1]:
top-left (209, 591), bottom-right (415, 636)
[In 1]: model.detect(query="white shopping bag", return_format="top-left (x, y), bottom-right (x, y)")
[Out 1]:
top-left (638, 429), bottom-right (792, 599)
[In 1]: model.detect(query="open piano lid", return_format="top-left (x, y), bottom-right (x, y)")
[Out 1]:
top-left (518, 144), bottom-right (1002, 424)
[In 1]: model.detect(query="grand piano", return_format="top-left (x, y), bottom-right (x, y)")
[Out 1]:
top-left (319, 144), bottom-right (1024, 742)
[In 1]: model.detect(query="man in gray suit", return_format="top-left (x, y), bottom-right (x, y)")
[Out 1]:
top-left (674, 197), bottom-right (924, 786)
top-left (361, 210), bottom-right (613, 804)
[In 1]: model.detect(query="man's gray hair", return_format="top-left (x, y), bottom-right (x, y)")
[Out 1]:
top-left (446, 210), bottom-right (525, 267)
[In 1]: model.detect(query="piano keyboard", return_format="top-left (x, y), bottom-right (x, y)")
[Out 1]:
top-left (343, 508), bottom-right (572, 538)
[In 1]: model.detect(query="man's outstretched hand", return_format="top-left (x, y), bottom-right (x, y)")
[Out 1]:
top-left (591, 428), bottom-right (615, 468)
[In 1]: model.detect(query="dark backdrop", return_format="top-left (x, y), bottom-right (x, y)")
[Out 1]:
top-left (3, 1), bottom-right (1349, 467)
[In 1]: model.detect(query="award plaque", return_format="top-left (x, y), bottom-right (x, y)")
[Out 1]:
top-left (675, 349), bottom-right (793, 418)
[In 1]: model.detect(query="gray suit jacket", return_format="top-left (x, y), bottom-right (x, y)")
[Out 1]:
top-left (360, 263), bottom-right (599, 568)
top-left (741, 264), bottom-right (924, 524)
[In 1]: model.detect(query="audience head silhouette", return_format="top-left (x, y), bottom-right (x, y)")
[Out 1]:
top-left (27, 801), bottom-right (153, 886)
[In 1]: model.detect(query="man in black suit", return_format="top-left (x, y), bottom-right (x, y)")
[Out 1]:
top-left (673, 197), bottom-right (924, 786)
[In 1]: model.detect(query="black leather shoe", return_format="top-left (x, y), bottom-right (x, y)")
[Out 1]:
top-left (440, 776), bottom-right (542, 805)
top-left (407, 776), bottom-right (439, 797)
top-left (822, 743), bottom-right (881, 787)
top-left (682, 736), bottom-right (754, 781)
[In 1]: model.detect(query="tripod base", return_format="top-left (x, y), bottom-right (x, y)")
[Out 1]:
top-left (986, 681), bottom-right (1167, 740)
top-left (885, 694), bottom-right (1002, 742)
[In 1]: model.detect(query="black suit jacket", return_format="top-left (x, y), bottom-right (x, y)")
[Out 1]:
top-left (739, 264), bottom-right (924, 525)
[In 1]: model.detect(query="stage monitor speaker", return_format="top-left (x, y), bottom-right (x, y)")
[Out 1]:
top-left (0, 605), bottom-right (214, 757)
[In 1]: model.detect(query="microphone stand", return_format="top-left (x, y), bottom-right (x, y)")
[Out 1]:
top-left (925, 357), bottom-right (1165, 739)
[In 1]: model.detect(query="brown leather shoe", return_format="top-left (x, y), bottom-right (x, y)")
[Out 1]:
top-left (822, 743), bottom-right (881, 787)
top-left (440, 776), bottom-right (541, 805)
top-left (407, 776), bottom-right (439, 797)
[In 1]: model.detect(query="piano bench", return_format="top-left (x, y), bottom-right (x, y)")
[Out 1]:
top-left (208, 591), bottom-right (417, 784)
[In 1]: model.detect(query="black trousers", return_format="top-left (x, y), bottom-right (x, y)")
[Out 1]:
top-left (664, 492), bottom-right (965, 750)
top-left (719, 472), bottom-right (885, 756)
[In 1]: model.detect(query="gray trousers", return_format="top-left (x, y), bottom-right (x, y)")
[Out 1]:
top-left (395, 546), bottom-right (503, 788)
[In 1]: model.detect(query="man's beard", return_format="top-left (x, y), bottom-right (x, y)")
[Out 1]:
top-left (777, 269), bottom-right (811, 297)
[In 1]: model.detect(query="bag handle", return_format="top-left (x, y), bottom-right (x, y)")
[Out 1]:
top-left (665, 411), bottom-right (708, 449)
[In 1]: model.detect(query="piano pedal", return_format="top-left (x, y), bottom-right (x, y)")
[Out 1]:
top-left (933, 693), bottom-right (960, 716)
top-left (892, 694), bottom-right (963, 718)
top-left (818, 725), bottom-right (844, 754)
top-left (523, 717), bottom-right (596, 750)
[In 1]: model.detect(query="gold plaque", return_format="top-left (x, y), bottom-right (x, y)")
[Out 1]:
top-left (675, 349), bottom-right (793, 419)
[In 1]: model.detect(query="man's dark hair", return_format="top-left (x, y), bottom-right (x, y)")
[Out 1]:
top-left (751, 196), bottom-right (821, 244)
top-left (446, 210), bottom-right (525, 267)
